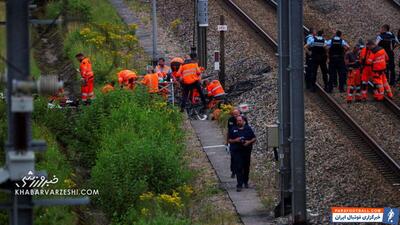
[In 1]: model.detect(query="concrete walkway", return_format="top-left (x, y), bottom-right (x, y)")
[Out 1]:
top-left (108, 0), bottom-right (153, 56)
top-left (191, 120), bottom-right (272, 225)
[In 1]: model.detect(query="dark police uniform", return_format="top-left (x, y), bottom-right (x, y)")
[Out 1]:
top-left (309, 36), bottom-right (329, 91)
top-left (228, 124), bottom-right (256, 188)
top-left (227, 115), bottom-right (248, 176)
top-left (377, 32), bottom-right (398, 85)
top-left (327, 36), bottom-right (348, 92)
top-left (304, 34), bottom-right (314, 90)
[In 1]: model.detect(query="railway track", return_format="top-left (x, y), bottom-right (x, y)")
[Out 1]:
top-left (222, 0), bottom-right (400, 186)
top-left (391, 0), bottom-right (400, 7)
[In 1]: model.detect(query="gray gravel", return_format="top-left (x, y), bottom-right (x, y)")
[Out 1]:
top-left (153, 0), bottom-right (400, 224)
top-left (330, 92), bottom-right (400, 163)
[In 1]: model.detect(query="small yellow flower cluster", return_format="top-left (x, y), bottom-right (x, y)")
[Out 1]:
top-left (63, 178), bottom-right (76, 189)
top-left (140, 207), bottom-right (150, 216)
top-left (177, 184), bottom-right (193, 197)
top-left (139, 192), bottom-right (154, 201)
top-left (220, 103), bottom-right (234, 113)
top-left (158, 192), bottom-right (183, 208)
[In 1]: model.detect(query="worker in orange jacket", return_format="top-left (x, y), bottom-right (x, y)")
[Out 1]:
top-left (101, 81), bottom-right (115, 94)
top-left (360, 43), bottom-right (373, 101)
top-left (170, 57), bottom-right (184, 81)
top-left (117, 69), bottom-right (137, 88)
top-left (205, 80), bottom-right (226, 98)
top-left (76, 53), bottom-right (95, 105)
top-left (155, 58), bottom-right (172, 80)
top-left (141, 67), bottom-right (159, 93)
top-left (176, 55), bottom-right (207, 111)
top-left (366, 40), bottom-right (393, 101)
top-left (345, 44), bottom-right (362, 103)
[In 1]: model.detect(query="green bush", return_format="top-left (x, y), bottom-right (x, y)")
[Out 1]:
top-left (119, 209), bottom-right (189, 225)
top-left (90, 89), bottom-right (191, 219)
top-left (46, 0), bottom-right (92, 22)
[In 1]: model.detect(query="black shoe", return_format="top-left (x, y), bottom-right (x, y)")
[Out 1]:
top-left (231, 173), bottom-right (236, 179)
top-left (236, 187), bottom-right (242, 192)
top-left (244, 183), bottom-right (249, 188)
top-left (339, 89), bottom-right (345, 93)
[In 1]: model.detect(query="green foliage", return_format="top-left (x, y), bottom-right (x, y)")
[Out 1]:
top-left (121, 210), bottom-right (189, 225)
top-left (89, 89), bottom-right (190, 219)
top-left (64, 23), bottom-right (139, 84)
top-left (46, 0), bottom-right (92, 22)
top-left (0, 101), bottom-right (6, 165)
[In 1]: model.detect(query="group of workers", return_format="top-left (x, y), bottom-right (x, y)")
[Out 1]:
top-left (96, 54), bottom-right (226, 111)
top-left (304, 24), bottom-right (399, 102)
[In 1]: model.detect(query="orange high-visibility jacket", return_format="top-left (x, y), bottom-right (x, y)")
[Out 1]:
top-left (207, 80), bottom-right (225, 97)
top-left (101, 84), bottom-right (115, 94)
top-left (367, 47), bottom-right (388, 72)
top-left (80, 58), bottom-right (94, 81)
top-left (118, 70), bottom-right (137, 85)
top-left (359, 48), bottom-right (372, 66)
top-left (177, 62), bottom-right (201, 84)
top-left (141, 73), bottom-right (159, 93)
top-left (155, 65), bottom-right (171, 78)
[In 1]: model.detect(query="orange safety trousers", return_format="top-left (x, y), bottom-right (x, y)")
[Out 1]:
top-left (346, 69), bottom-right (361, 102)
top-left (361, 66), bottom-right (372, 100)
top-left (81, 79), bottom-right (94, 102)
top-left (371, 71), bottom-right (393, 101)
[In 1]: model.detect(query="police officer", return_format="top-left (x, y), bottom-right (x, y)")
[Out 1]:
top-left (326, 30), bottom-right (349, 93)
top-left (376, 24), bottom-right (399, 85)
top-left (304, 30), bottom-right (328, 92)
top-left (304, 28), bottom-right (317, 90)
top-left (228, 116), bottom-right (256, 192)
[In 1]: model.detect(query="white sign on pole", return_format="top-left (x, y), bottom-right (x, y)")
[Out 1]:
top-left (214, 62), bottom-right (220, 71)
top-left (217, 25), bottom-right (228, 31)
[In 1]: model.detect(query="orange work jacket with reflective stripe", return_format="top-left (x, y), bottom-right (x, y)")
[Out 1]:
top-left (141, 73), bottom-right (159, 93)
top-left (101, 84), bottom-right (115, 94)
top-left (367, 47), bottom-right (388, 72)
top-left (118, 70), bottom-right (137, 85)
top-left (177, 62), bottom-right (201, 85)
top-left (80, 58), bottom-right (94, 81)
top-left (359, 48), bottom-right (372, 66)
top-left (206, 80), bottom-right (225, 97)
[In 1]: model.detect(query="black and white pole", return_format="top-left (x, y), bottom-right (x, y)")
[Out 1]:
top-left (197, 0), bottom-right (208, 68)
top-left (289, 0), bottom-right (307, 224)
top-left (277, 0), bottom-right (292, 218)
top-left (6, 1), bottom-right (33, 223)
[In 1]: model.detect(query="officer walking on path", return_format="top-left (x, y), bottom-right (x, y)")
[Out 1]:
top-left (228, 116), bottom-right (256, 192)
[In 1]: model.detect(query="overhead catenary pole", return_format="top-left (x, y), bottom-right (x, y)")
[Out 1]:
top-left (277, 0), bottom-right (291, 217)
top-left (6, 0), bottom-right (33, 224)
top-left (151, 0), bottom-right (158, 66)
top-left (289, 0), bottom-right (307, 224)
top-left (219, 15), bottom-right (226, 88)
top-left (197, 0), bottom-right (208, 68)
